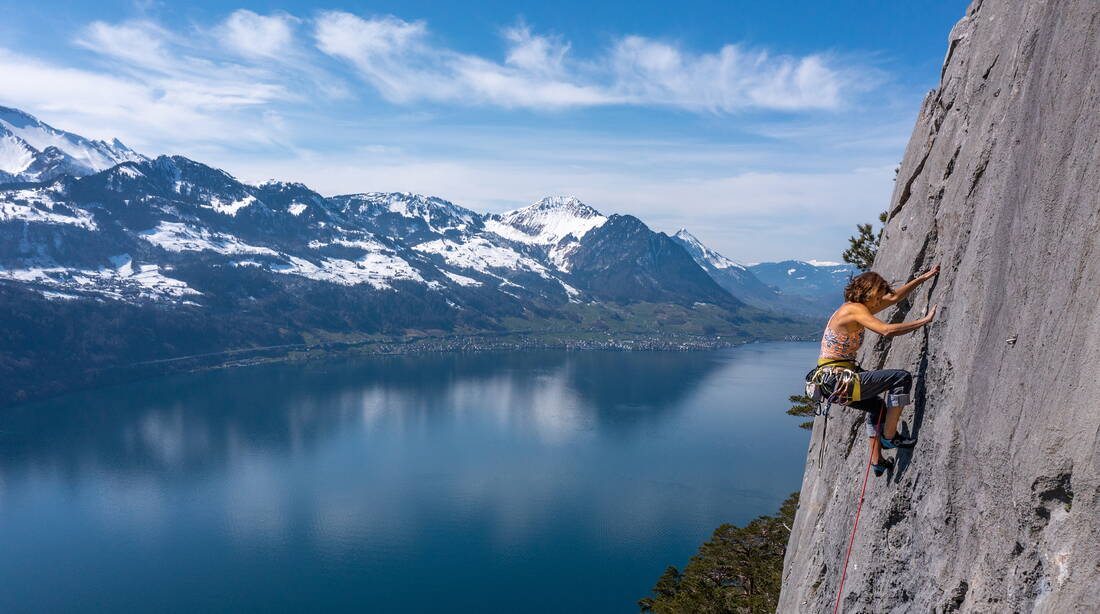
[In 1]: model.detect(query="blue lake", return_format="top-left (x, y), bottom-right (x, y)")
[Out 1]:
top-left (0, 342), bottom-right (816, 613)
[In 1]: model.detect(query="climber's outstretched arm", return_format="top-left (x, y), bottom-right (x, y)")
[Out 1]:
top-left (850, 303), bottom-right (937, 338)
top-left (880, 265), bottom-right (940, 307)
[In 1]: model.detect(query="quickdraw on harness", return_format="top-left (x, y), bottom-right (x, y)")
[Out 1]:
top-left (804, 359), bottom-right (863, 464)
top-left (805, 358), bottom-right (862, 407)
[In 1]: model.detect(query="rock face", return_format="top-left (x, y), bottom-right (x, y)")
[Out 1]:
top-left (779, 1), bottom-right (1100, 612)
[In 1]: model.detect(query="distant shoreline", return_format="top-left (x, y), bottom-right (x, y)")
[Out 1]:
top-left (147, 330), bottom-right (817, 372)
top-left (6, 331), bottom-right (817, 409)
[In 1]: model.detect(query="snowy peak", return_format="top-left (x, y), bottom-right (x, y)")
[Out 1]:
top-left (485, 195), bottom-right (607, 245)
top-left (672, 228), bottom-right (745, 271)
top-left (0, 105), bottom-right (146, 182)
top-left (526, 195), bottom-right (601, 216)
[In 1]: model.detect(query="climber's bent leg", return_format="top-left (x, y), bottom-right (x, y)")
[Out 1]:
top-left (850, 398), bottom-right (887, 464)
top-left (855, 369), bottom-right (913, 439)
top-left (863, 404), bottom-right (894, 475)
top-left (884, 405), bottom-right (904, 439)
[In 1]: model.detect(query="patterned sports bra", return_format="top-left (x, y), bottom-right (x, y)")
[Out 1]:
top-left (820, 321), bottom-right (865, 362)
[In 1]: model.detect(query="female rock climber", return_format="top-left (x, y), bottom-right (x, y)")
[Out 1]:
top-left (815, 266), bottom-right (939, 476)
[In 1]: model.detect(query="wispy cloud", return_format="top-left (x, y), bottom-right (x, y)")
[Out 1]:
top-left (0, 8), bottom-right (869, 148)
top-left (0, 47), bottom-right (281, 147)
top-left (217, 10), bottom-right (299, 59)
top-left (0, 10), bottom-right (352, 148)
top-left (312, 11), bottom-right (860, 111)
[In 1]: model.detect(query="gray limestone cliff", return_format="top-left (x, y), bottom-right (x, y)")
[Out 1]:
top-left (778, 1), bottom-right (1100, 612)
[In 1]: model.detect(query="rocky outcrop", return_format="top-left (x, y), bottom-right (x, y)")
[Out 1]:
top-left (779, 1), bottom-right (1100, 612)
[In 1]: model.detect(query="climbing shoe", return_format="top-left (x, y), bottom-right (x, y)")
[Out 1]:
top-left (872, 456), bottom-right (894, 477)
top-left (879, 434), bottom-right (917, 449)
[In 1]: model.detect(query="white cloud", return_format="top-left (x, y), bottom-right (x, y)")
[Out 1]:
top-left (312, 12), bottom-right (858, 111)
top-left (609, 37), bottom-right (845, 111)
top-left (313, 13), bottom-right (450, 103)
top-left (0, 9), bottom-right (868, 152)
top-left (502, 24), bottom-right (570, 76)
top-left (76, 18), bottom-right (297, 108)
top-left (218, 10), bottom-right (299, 58)
top-left (0, 12), bottom-right (353, 149)
top-left (79, 20), bottom-right (174, 70)
top-left (0, 47), bottom-right (276, 147)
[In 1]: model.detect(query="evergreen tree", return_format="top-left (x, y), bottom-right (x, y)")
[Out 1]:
top-left (639, 493), bottom-right (799, 614)
top-left (842, 211), bottom-right (888, 271)
top-left (786, 394), bottom-right (816, 430)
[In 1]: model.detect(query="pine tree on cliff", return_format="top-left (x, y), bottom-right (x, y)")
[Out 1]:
top-left (842, 211), bottom-right (887, 271)
top-left (638, 493), bottom-right (799, 614)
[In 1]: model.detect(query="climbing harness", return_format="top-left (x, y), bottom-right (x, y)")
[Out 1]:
top-left (804, 359), bottom-right (863, 464)
top-left (832, 404), bottom-right (884, 614)
top-left (805, 359), bottom-right (862, 406)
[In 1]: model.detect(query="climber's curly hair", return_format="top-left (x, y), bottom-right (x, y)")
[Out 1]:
top-left (844, 272), bottom-right (892, 305)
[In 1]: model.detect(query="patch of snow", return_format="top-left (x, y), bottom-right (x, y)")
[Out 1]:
top-left (110, 254), bottom-right (133, 277)
top-left (139, 222), bottom-right (277, 255)
top-left (208, 194), bottom-right (256, 216)
top-left (0, 198), bottom-right (97, 229)
top-left (414, 237), bottom-right (551, 278)
top-left (330, 237), bottom-right (389, 251)
top-left (0, 132), bottom-right (36, 173)
top-left (41, 290), bottom-right (81, 300)
top-left (548, 241), bottom-right (582, 271)
top-left (268, 253), bottom-right (424, 290)
top-left (559, 279), bottom-right (582, 301)
top-left (111, 165), bottom-right (144, 179)
top-left (288, 203), bottom-right (307, 216)
top-left (787, 268), bottom-right (797, 275)
top-left (807, 259), bottom-right (841, 267)
top-left (443, 270), bottom-right (482, 287)
top-left (0, 262), bottom-right (200, 303)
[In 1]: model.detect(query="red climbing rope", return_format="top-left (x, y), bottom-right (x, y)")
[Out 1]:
top-left (832, 405), bottom-right (884, 614)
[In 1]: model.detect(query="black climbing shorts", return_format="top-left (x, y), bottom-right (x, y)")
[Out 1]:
top-left (850, 369), bottom-right (913, 436)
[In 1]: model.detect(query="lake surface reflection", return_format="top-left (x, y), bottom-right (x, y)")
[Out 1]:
top-left (0, 342), bottom-right (816, 614)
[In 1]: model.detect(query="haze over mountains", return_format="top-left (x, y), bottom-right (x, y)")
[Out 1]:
top-left (0, 105), bottom-right (853, 403)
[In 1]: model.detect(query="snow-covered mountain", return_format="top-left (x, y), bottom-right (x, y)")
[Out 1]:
top-left (485, 196), bottom-right (609, 270)
top-left (485, 196), bottom-right (607, 244)
top-left (671, 229), bottom-right (745, 272)
top-left (747, 259), bottom-right (856, 315)
top-left (0, 106), bottom-right (146, 184)
top-left (0, 157), bottom-right (747, 311)
top-left (671, 229), bottom-right (852, 318)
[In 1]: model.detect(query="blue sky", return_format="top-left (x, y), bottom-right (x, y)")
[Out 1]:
top-left (0, 0), bottom-right (967, 262)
